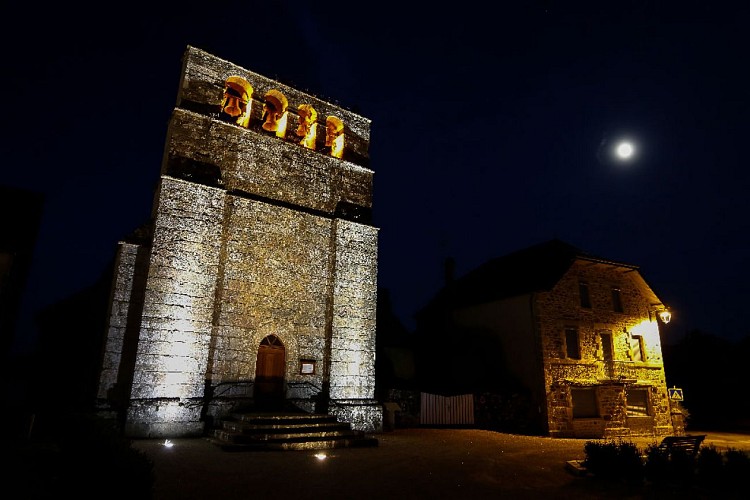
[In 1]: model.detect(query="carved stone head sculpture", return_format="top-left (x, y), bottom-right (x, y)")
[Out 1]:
top-left (325, 115), bottom-right (345, 158)
top-left (262, 89), bottom-right (289, 137)
top-left (296, 104), bottom-right (318, 149)
top-left (220, 76), bottom-right (253, 127)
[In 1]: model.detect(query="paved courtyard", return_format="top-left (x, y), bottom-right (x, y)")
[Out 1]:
top-left (132, 428), bottom-right (750, 499)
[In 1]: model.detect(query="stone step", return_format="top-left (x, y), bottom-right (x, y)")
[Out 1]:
top-left (220, 420), bottom-right (353, 435)
top-left (209, 410), bottom-right (378, 451)
top-left (212, 428), bottom-right (363, 443)
top-left (211, 435), bottom-right (380, 452)
top-left (231, 413), bottom-right (340, 425)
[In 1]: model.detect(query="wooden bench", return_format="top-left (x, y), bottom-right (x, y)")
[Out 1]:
top-left (655, 434), bottom-right (705, 458)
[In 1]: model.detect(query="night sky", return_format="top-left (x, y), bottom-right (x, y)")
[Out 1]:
top-left (3, 1), bottom-right (749, 355)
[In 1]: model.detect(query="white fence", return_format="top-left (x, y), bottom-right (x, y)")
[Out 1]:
top-left (420, 392), bottom-right (475, 425)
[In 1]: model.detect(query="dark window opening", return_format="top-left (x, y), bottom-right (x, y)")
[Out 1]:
top-left (626, 388), bottom-right (650, 416)
top-left (579, 281), bottom-right (591, 309)
top-left (612, 287), bottom-right (623, 313)
top-left (572, 387), bottom-right (599, 418)
top-left (565, 328), bottom-right (581, 360)
top-left (600, 332), bottom-right (613, 361)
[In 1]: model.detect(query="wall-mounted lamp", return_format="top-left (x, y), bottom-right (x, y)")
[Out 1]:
top-left (650, 304), bottom-right (672, 324)
top-left (658, 310), bottom-right (672, 324)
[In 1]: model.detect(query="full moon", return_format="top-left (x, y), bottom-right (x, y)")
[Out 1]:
top-left (616, 141), bottom-right (634, 159)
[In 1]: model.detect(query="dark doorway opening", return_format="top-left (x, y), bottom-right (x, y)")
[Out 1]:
top-left (254, 335), bottom-right (286, 409)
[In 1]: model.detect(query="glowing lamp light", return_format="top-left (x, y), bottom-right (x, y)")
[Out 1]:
top-left (658, 310), bottom-right (672, 324)
top-left (163, 439), bottom-right (174, 448)
top-left (314, 452), bottom-right (328, 460)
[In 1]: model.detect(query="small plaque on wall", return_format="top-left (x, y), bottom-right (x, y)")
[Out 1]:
top-left (300, 360), bottom-right (316, 375)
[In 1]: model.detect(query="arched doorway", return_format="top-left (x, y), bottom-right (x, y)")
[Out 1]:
top-left (254, 335), bottom-right (286, 409)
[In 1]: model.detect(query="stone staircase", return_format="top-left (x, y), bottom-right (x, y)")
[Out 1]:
top-left (208, 411), bottom-right (379, 451)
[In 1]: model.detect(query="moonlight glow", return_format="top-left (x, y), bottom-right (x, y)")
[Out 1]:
top-left (615, 141), bottom-right (634, 159)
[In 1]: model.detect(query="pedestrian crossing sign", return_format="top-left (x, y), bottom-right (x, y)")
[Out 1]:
top-left (668, 387), bottom-right (684, 401)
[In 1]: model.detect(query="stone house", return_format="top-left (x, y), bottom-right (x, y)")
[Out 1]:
top-left (414, 239), bottom-right (675, 439)
top-left (96, 46), bottom-right (381, 438)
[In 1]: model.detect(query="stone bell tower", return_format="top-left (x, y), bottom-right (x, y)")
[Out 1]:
top-left (96, 46), bottom-right (381, 437)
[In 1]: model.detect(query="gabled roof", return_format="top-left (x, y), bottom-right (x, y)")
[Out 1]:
top-left (418, 238), bottom-right (639, 314)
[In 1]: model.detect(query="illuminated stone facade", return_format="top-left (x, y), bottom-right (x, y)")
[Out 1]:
top-left (97, 46), bottom-right (381, 437)
top-left (415, 239), bottom-right (675, 439)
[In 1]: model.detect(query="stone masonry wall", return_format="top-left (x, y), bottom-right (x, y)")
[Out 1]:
top-left (125, 177), bottom-right (226, 437)
top-left (207, 195), bottom-right (331, 395)
top-left (96, 242), bottom-right (149, 403)
top-left (328, 220), bottom-right (381, 432)
top-left (178, 46), bottom-right (371, 165)
top-left (536, 260), bottom-right (672, 438)
top-left (166, 109), bottom-right (374, 215)
top-left (329, 220), bottom-right (378, 400)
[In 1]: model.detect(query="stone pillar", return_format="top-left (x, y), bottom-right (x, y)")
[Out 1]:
top-left (327, 219), bottom-right (383, 433)
top-left (124, 177), bottom-right (226, 437)
top-left (96, 242), bottom-right (149, 412)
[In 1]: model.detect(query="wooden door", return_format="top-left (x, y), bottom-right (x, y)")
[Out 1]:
top-left (254, 335), bottom-right (285, 408)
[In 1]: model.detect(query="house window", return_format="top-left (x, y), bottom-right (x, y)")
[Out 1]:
top-left (611, 287), bottom-right (623, 313)
top-left (579, 281), bottom-right (591, 309)
top-left (571, 387), bottom-right (599, 418)
top-left (629, 335), bottom-right (645, 362)
top-left (564, 328), bottom-right (581, 359)
top-left (626, 388), bottom-right (650, 416)
top-left (600, 332), bottom-right (613, 361)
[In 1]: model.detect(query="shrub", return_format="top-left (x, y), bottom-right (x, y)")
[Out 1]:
top-left (583, 440), bottom-right (644, 483)
top-left (643, 443), bottom-right (670, 483)
top-left (667, 447), bottom-right (696, 484)
top-left (584, 438), bottom-right (750, 494)
top-left (724, 448), bottom-right (750, 486)
top-left (643, 443), bottom-right (696, 485)
top-left (696, 444), bottom-right (723, 485)
top-left (618, 441), bottom-right (645, 485)
top-left (583, 441), bottom-right (619, 479)
top-left (44, 412), bottom-right (155, 498)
